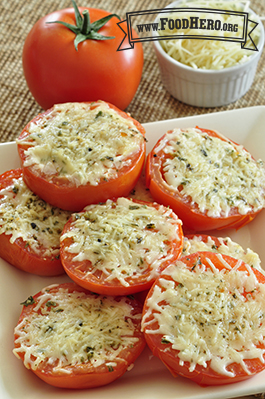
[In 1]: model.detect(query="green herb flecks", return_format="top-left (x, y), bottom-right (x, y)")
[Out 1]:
top-left (21, 296), bottom-right (35, 307)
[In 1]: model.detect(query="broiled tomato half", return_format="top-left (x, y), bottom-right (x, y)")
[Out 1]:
top-left (60, 197), bottom-right (183, 296)
top-left (142, 251), bottom-right (265, 386)
top-left (145, 126), bottom-right (265, 231)
top-left (182, 233), bottom-right (263, 274)
top-left (17, 101), bottom-right (146, 211)
top-left (13, 283), bottom-right (146, 389)
top-left (0, 168), bottom-right (71, 276)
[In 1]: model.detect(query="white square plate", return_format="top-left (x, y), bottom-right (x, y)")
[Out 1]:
top-left (1, 106), bottom-right (265, 399)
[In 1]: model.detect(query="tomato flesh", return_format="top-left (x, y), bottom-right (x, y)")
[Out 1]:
top-left (0, 168), bottom-right (66, 276)
top-left (14, 283), bottom-right (146, 389)
top-left (17, 101), bottom-right (146, 212)
top-left (145, 127), bottom-right (262, 231)
top-left (142, 252), bottom-right (265, 386)
top-left (60, 199), bottom-right (183, 296)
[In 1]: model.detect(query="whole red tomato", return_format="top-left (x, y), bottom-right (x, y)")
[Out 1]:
top-left (22, 2), bottom-right (144, 110)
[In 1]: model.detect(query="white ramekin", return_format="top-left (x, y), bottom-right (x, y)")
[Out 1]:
top-left (152, 2), bottom-right (265, 107)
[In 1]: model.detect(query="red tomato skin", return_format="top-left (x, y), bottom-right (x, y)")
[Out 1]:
top-left (22, 8), bottom-right (143, 111)
top-left (60, 199), bottom-right (183, 296)
top-left (33, 366), bottom-right (127, 389)
top-left (142, 252), bottom-right (265, 386)
top-left (20, 152), bottom-right (145, 212)
top-left (145, 128), bottom-right (261, 232)
top-left (0, 169), bottom-right (64, 276)
top-left (17, 102), bottom-right (146, 212)
top-left (0, 233), bottom-right (64, 276)
top-left (145, 332), bottom-right (265, 386)
top-left (14, 283), bottom-right (146, 389)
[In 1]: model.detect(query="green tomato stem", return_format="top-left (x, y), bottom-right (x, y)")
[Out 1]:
top-left (80, 10), bottom-right (91, 35)
top-left (46, 0), bottom-right (121, 51)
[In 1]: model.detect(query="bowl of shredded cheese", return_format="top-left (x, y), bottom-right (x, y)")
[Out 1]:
top-left (152, 0), bottom-right (264, 107)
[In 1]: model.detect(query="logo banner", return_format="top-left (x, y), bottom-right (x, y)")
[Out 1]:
top-left (117, 7), bottom-right (259, 51)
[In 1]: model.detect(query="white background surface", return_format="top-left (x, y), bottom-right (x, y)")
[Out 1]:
top-left (1, 106), bottom-right (265, 399)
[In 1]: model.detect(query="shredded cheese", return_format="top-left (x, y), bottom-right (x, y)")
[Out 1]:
top-left (16, 101), bottom-right (145, 187)
top-left (142, 256), bottom-right (265, 376)
top-left (156, 127), bottom-right (265, 217)
top-left (13, 284), bottom-right (141, 373)
top-left (0, 176), bottom-right (71, 257)
top-left (182, 235), bottom-right (263, 272)
top-left (60, 197), bottom-right (182, 286)
top-left (158, 0), bottom-right (261, 69)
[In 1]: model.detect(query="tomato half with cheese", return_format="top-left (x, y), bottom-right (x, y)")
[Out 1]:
top-left (17, 101), bottom-right (146, 211)
top-left (182, 233), bottom-right (263, 273)
top-left (142, 251), bottom-right (265, 386)
top-left (145, 126), bottom-right (265, 231)
top-left (13, 283), bottom-right (146, 389)
top-left (60, 197), bottom-right (183, 295)
top-left (0, 168), bottom-right (71, 276)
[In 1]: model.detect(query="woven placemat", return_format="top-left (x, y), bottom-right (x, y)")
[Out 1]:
top-left (0, 0), bottom-right (265, 143)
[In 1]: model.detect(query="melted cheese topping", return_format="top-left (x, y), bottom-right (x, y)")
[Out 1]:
top-left (13, 285), bottom-right (141, 373)
top-left (0, 176), bottom-right (71, 257)
top-left (142, 257), bottom-right (265, 376)
top-left (16, 101), bottom-right (145, 187)
top-left (182, 235), bottom-right (263, 272)
top-left (157, 128), bottom-right (265, 217)
top-left (60, 197), bottom-right (182, 286)
top-left (159, 0), bottom-right (261, 70)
